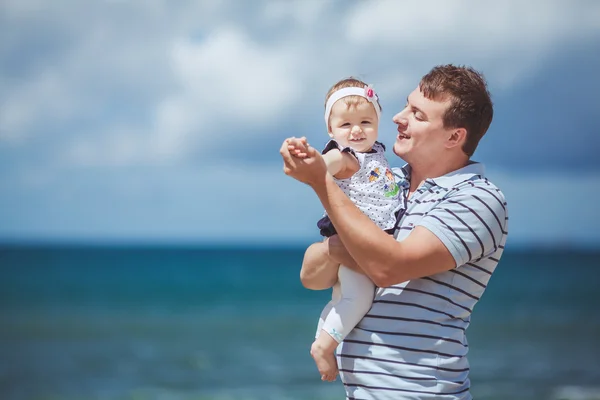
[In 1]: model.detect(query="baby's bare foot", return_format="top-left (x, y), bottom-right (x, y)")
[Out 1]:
top-left (310, 340), bottom-right (339, 382)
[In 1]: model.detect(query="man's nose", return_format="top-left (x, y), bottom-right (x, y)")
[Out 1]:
top-left (393, 109), bottom-right (409, 126)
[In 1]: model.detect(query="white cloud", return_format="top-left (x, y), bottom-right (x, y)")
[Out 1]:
top-left (171, 28), bottom-right (301, 121)
top-left (155, 27), bottom-right (303, 147)
top-left (2, 0), bottom-right (600, 166)
top-left (262, 0), bottom-right (329, 27)
top-left (60, 25), bottom-right (305, 166)
top-left (345, 0), bottom-right (600, 89)
top-left (67, 125), bottom-right (155, 167)
top-left (0, 70), bottom-right (73, 143)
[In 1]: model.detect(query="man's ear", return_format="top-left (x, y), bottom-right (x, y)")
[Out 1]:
top-left (446, 127), bottom-right (467, 149)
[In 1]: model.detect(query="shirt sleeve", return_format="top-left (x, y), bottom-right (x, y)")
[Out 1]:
top-left (372, 141), bottom-right (386, 152)
top-left (321, 139), bottom-right (364, 167)
top-left (321, 139), bottom-right (358, 160)
top-left (416, 184), bottom-right (508, 268)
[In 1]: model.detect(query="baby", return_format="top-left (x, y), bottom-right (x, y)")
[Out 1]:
top-left (288, 77), bottom-right (401, 381)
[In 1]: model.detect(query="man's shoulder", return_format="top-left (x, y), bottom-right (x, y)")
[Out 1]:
top-left (452, 174), bottom-right (507, 204)
top-left (441, 175), bottom-right (509, 232)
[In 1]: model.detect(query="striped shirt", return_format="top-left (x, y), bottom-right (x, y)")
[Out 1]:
top-left (338, 162), bottom-right (508, 400)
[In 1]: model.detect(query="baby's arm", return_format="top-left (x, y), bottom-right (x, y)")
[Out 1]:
top-left (322, 149), bottom-right (359, 180)
top-left (287, 137), bottom-right (359, 179)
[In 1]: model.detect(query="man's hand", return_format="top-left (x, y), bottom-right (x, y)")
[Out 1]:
top-left (280, 137), bottom-right (329, 188)
top-left (287, 136), bottom-right (310, 159)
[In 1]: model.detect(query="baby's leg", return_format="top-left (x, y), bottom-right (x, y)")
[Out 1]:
top-left (311, 265), bottom-right (375, 381)
top-left (321, 265), bottom-right (375, 341)
top-left (315, 283), bottom-right (337, 339)
top-left (312, 279), bottom-right (341, 381)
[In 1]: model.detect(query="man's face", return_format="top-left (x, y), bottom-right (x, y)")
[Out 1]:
top-left (392, 87), bottom-right (453, 164)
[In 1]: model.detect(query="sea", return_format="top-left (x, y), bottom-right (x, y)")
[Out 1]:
top-left (0, 245), bottom-right (599, 400)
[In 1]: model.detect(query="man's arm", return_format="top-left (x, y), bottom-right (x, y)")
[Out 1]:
top-left (313, 174), bottom-right (455, 287)
top-left (280, 140), bottom-right (505, 287)
top-left (300, 235), bottom-right (363, 290)
top-left (311, 173), bottom-right (507, 287)
top-left (300, 240), bottom-right (339, 290)
top-left (280, 141), bottom-right (507, 287)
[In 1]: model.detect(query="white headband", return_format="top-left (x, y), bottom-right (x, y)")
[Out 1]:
top-left (324, 86), bottom-right (381, 128)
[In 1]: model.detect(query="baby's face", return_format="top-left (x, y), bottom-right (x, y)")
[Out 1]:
top-left (328, 100), bottom-right (379, 153)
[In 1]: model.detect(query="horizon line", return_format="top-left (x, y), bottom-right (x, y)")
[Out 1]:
top-left (0, 237), bottom-right (598, 253)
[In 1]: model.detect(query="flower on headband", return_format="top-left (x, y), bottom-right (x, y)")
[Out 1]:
top-left (364, 85), bottom-right (377, 102)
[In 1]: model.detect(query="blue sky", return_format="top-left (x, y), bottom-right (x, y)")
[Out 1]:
top-left (1, 0), bottom-right (599, 248)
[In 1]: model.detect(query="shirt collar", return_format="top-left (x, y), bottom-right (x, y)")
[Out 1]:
top-left (398, 161), bottom-right (485, 189)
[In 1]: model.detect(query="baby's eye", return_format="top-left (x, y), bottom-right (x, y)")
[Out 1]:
top-left (362, 121), bottom-right (371, 124)
top-left (341, 122), bottom-right (351, 127)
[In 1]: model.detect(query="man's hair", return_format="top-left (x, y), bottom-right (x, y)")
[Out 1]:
top-left (419, 65), bottom-right (493, 157)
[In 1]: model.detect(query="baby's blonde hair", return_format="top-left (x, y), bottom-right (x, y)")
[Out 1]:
top-left (324, 77), bottom-right (383, 117)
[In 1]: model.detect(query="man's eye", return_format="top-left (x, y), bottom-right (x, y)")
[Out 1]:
top-left (414, 112), bottom-right (423, 121)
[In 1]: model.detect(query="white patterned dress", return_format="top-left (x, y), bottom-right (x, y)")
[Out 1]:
top-left (317, 139), bottom-right (402, 237)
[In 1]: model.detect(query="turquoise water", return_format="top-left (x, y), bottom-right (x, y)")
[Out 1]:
top-left (0, 245), bottom-right (599, 400)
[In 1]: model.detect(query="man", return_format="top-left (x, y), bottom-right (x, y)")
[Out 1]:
top-left (280, 64), bottom-right (508, 399)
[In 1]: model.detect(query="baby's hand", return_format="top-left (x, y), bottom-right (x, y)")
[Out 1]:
top-left (286, 136), bottom-right (311, 159)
